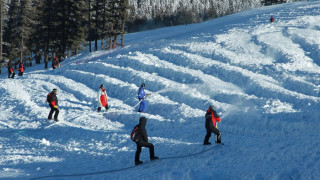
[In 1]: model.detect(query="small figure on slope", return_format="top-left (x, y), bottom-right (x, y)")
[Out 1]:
top-left (203, 105), bottom-right (222, 145)
top-left (132, 117), bottom-right (158, 165)
top-left (18, 62), bottom-right (25, 76)
top-left (97, 84), bottom-right (109, 112)
top-left (138, 83), bottom-right (150, 113)
top-left (7, 60), bottom-right (15, 78)
top-left (270, 16), bottom-right (275, 22)
top-left (47, 88), bottom-right (59, 122)
top-left (52, 57), bottom-right (60, 69)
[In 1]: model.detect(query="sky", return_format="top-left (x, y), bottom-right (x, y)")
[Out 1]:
top-left (0, 0), bottom-right (320, 179)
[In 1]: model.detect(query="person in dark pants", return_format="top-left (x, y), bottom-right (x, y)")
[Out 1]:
top-left (7, 60), bottom-right (15, 78)
top-left (48, 88), bottom-right (59, 122)
top-left (204, 105), bottom-right (222, 145)
top-left (134, 117), bottom-right (158, 165)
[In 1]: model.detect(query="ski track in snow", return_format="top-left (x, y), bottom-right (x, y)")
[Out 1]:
top-left (0, 1), bottom-right (320, 179)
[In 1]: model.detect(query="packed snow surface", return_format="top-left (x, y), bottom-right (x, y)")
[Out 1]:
top-left (1, 1), bottom-right (320, 179)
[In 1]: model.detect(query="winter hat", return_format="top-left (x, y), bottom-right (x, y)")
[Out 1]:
top-left (52, 88), bottom-right (57, 92)
top-left (139, 117), bottom-right (147, 126)
top-left (141, 83), bottom-right (145, 87)
top-left (100, 84), bottom-right (104, 88)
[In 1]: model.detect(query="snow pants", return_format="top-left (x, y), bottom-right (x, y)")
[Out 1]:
top-left (48, 105), bottom-right (59, 120)
top-left (97, 105), bottom-right (109, 112)
top-left (135, 141), bottom-right (155, 162)
top-left (8, 71), bottom-right (15, 78)
top-left (138, 99), bottom-right (147, 112)
top-left (204, 127), bottom-right (221, 144)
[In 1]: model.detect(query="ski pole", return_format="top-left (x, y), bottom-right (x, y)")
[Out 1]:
top-left (132, 94), bottom-right (151, 108)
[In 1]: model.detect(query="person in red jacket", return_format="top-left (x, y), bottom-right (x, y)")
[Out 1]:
top-left (7, 60), bottom-right (15, 78)
top-left (18, 62), bottom-right (25, 76)
top-left (52, 57), bottom-right (60, 69)
top-left (203, 105), bottom-right (222, 145)
top-left (47, 88), bottom-right (59, 122)
top-left (97, 84), bottom-right (109, 112)
top-left (270, 16), bottom-right (275, 22)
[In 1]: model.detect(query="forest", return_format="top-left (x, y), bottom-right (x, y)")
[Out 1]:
top-left (0, 0), bottom-right (292, 70)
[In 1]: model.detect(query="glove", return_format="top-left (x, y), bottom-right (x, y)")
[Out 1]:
top-left (54, 105), bottom-right (58, 109)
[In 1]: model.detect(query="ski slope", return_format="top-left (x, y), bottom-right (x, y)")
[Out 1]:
top-left (1, 1), bottom-right (320, 179)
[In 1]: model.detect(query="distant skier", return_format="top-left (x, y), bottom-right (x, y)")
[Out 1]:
top-left (52, 57), bottom-right (60, 69)
top-left (137, 83), bottom-right (150, 113)
top-left (47, 88), bottom-right (59, 122)
top-left (270, 16), bottom-right (275, 22)
top-left (133, 117), bottom-right (158, 165)
top-left (203, 105), bottom-right (222, 145)
top-left (7, 60), bottom-right (15, 78)
top-left (18, 62), bottom-right (25, 76)
top-left (97, 84), bottom-right (109, 112)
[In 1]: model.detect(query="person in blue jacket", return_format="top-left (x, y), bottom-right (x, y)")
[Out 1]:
top-left (138, 83), bottom-right (147, 112)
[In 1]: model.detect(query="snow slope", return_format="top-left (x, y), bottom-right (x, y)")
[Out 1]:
top-left (1, 1), bottom-right (320, 179)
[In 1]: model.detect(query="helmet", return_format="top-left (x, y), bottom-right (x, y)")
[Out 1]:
top-left (209, 105), bottom-right (215, 110)
top-left (100, 84), bottom-right (104, 88)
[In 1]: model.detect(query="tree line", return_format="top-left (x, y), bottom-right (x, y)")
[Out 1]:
top-left (0, 0), bottom-right (296, 72)
top-left (0, 0), bottom-right (129, 69)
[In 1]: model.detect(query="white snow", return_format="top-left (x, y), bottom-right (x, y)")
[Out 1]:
top-left (0, 1), bottom-right (320, 179)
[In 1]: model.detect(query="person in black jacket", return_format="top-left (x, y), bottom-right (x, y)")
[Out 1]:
top-left (134, 117), bottom-right (158, 165)
top-left (204, 105), bottom-right (222, 145)
top-left (7, 60), bottom-right (15, 78)
top-left (47, 89), bottom-right (59, 122)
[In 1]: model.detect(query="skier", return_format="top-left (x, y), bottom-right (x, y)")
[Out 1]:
top-left (52, 57), bottom-right (60, 69)
top-left (7, 60), bottom-right (15, 78)
top-left (18, 62), bottom-right (25, 76)
top-left (47, 88), bottom-right (59, 122)
top-left (203, 105), bottom-right (222, 145)
top-left (137, 83), bottom-right (149, 112)
top-left (97, 84), bottom-right (109, 112)
top-left (134, 117), bottom-right (158, 165)
top-left (270, 16), bottom-right (275, 22)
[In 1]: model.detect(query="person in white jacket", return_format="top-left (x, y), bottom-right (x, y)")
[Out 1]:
top-left (98, 84), bottom-right (109, 112)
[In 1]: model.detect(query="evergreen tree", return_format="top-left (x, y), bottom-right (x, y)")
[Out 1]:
top-left (119, 0), bottom-right (129, 47)
top-left (0, 0), bottom-right (7, 74)
top-left (37, 0), bottom-right (58, 68)
top-left (4, 0), bottom-right (20, 61)
top-left (0, 0), bottom-right (6, 64)
top-left (19, 0), bottom-right (35, 63)
top-left (65, 0), bottom-right (87, 56)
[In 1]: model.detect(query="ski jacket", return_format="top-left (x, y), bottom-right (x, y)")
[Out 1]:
top-left (135, 117), bottom-right (148, 143)
top-left (49, 92), bottom-right (58, 107)
top-left (138, 87), bottom-right (145, 100)
top-left (98, 88), bottom-right (108, 107)
top-left (205, 108), bottom-right (221, 130)
top-left (19, 63), bottom-right (24, 73)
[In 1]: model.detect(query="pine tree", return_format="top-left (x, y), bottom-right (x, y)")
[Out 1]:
top-left (65, 0), bottom-right (87, 56)
top-left (19, 0), bottom-right (35, 63)
top-left (119, 0), bottom-right (129, 47)
top-left (3, 0), bottom-right (34, 64)
top-left (0, 0), bottom-right (7, 74)
top-left (0, 0), bottom-right (5, 65)
top-left (4, 0), bottom-right (20, 61)
top-left (36, 0), bottom-right (58, 68)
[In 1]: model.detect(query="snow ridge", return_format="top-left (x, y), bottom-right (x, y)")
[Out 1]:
top-left (0, 1), bottom-right (320, 179)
